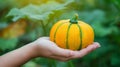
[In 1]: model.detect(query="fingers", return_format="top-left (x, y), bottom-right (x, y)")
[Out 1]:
top-left (40, 37), bottom-right (74, 58)
top-left (39, 37), bottom-right (100, 61)
top-left (52, 47), bottom-right (74, 58)
top-left (48, 42), bottom-right (100, 61)
top-left (49, 55), bottom-right (70, 62)
top-left (38, 37), bottom-right (73, 58)
top-left (70, 42), bottom-right (100, 59)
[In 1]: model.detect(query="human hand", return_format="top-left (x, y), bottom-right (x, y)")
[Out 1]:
top-left (32, 37), bottom-right (100, 61)
top-left (0, 37), bottom-right (100, 67)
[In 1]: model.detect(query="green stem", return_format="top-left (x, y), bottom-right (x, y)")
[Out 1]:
top-left (35, 21), bottom-right (46, 38)
top-left (40, 21), bottom-right (47, 36)
top-left (70, 14), bottom-right (79, 24)
top-left (48, 59), bottom-right (57, 67)
top-left (68, 60), bottom-right (75, 67)
top-left (53, 60), bottom-right (57, 67)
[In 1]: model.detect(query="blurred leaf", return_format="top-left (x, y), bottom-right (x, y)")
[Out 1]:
top-left (111, 0), bottom-right (120, 10)
top-left (92, 22), bottom-right (112, 37)
top-left (6, 8), bottom-right (25, 21)
top-left (23, 26), bottom-right (44, 41)
top-left (110, 54), bottom-right (120, 66)
top-left (0, 38), bottom-right (18, 50)
top-left (78, 10), bottom-right (106, 24)
top-left (86, 0), bottom-right (95, 6)
top-left (0, 22), bottom-right (8, 29)
top-left (61, 0), bottom-right (74, 6)
top-left (23, 61), bottom-right (39, 67)
top-left (56, 61), bottom-right (68, 67)
top-left (7, 0), bottom-right (74, 25)
top-left (59, 11), bottom-right (77, 19)
top-left (33, 58), bottom-right (49, 66)
top-left (83, 40), bottom-right (114, 62)
top-left (25, 31), bottom-right (37, 41)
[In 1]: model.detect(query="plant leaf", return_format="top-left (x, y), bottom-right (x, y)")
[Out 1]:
top-left (7, 0), bottom-right (74, 25)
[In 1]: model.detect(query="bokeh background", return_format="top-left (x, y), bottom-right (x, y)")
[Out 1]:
top-left (0, 0), bottom-right (120, 67)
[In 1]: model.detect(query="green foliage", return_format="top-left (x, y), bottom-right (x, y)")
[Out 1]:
top-left (6, 0), bottom-right (74, 25)
top-left (0, 0), bottom-right (120, 67)
top-left (0, 38), bottom-right (18, 50)
top-left (23, 61), bottom-right (38, 67)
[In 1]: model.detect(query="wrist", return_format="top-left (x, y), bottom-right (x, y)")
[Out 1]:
top-left (25, 42), bottom-right (39, 58)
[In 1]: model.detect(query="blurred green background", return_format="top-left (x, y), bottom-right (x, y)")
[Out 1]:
top-left (0, 0), bottom-right (120, 67)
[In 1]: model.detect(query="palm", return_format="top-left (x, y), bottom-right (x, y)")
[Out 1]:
top-left (34, 37), bottom-right (100, 61)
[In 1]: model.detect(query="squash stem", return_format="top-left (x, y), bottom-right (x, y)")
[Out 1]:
top-left (70, 14), bottom-right (79, 24)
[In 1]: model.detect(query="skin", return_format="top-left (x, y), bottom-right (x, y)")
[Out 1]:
top-left (0, 37), bottom-right (100, 67)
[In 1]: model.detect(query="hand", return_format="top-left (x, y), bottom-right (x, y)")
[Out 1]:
top-left (0, 37), bottom-right (100, 67)
top-left (33, 37), bottom-right (100, 61)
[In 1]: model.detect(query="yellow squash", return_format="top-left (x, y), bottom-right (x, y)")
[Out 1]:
top-left (50, 14), bottom-right (94, 50)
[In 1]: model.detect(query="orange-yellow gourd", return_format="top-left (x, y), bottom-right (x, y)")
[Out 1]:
top-left (50, 14), bottom-right (94, 50)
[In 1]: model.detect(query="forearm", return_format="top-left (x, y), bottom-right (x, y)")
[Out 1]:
top-left (0, 42), bottom-right (37, 67)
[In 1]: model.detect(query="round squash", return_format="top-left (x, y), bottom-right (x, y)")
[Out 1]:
top-left (50, 14), bottom-right (94, 50)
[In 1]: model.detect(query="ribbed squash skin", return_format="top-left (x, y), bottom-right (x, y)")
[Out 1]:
top-left (50, 19), bottom-right (94, 50)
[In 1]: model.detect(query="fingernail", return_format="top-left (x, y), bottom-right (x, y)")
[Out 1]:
top-left (94, 42), bottom-right (101, 48)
